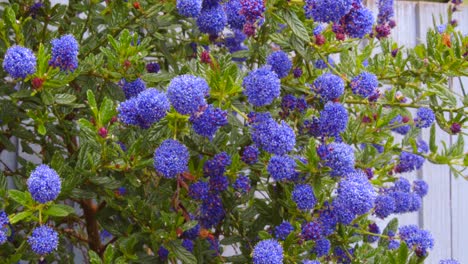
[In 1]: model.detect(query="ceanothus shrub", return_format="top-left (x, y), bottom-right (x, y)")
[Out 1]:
top-left (0, 0), bottom-right (466, 263)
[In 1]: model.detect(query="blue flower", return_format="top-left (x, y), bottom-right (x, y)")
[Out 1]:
top-left (189, 181), bottom-right (209, 200)
top-left (28, 226), bottom-right (59, 255)
top-left (176, 0), bottom-right (202, 17)
top-left (414, 107), bottom-right (435, 128)
top-left (158, 246), bottom-right (169, 260)
top-left (413, 179), bottom-right (429, 197)
top-left (395, 152), bottom-right (425, 173)
top-left (398, 225), bottom-right (434, 257)
top-left (312, 73), bottom-right (345, 101)
top-left (27, 164), bottom-right (61, 204)
top-left (252, 239), bottom-right (283, 264)
top-left (320, 142), bottom-right (355, 177)
top-left (224, 0), bottom-right (246, 30)
top-left (389, 115), bottom-right (411, 135)
top-left (241, 145), bottom-right (260, 165)
top-left (197, 4), bottom-right (227, 35)
top-left (120, 78), bottom-right (146, 99)
top-left (318, 102), bottom-right (348, 137)
top-left (393, 177), bottom-right (411, 193)
top-left (167, 75), bottom-right (209, 115)
top-left (342, 6), bottom-right (374, 38)
top-left (153, 140), bottom-right (189, 179)
top-left (250, 116), bottom-right (296, 155)
top-left (198, 193), bottom-right (225, 228)
top-left (243, 66), bottom-right (281, 107)
top-left (313, 238), bottom-right (331, 257)
top-left (314, 24), bottom-right (326, 35)
top-left (408, 193), bottom-right (422, 212)
top-left (209, 175), bottom-right (229, 192)
top-left (190, 105), bottom-right (228, 139)
top-left (204, 152), bottom-right (231, 177)
top-left (274, 221), bottom-right (294, 240)
top-left (304, 0), bottom-right (353, 23)
top-left (239, 0), bottom-right (265, 23)
top-left (49, 34), bottom-right (79, 72)
top-left (0, 230), bottom-right (6, 245)
top-left (267, 51), bottom-right (292, 78)
top-left (374, 194), bottom-right (395, 219)
top-left (317, 205), bottom-right (338, 236)
top-left (377, 0), bottom-right (394, 24)
top-left (302, 221), bottom-right (322, 241)
top-left (267, 155), bottom-right (298, 182)
top-left (0, 211), bottom-right (9, 227)
top-left (233, 175), bottom-right (251, 193)
top-left (146, 62), bottom-right (160, 73)
top-left (367, 223), bottom-right (380, 243)
top-left (3, 45), bottom-right (37, 79)
top-left (351, 72), bottom-right (378, 98)
top-left (182, 239), bottom-right (194, 252)
top-left (335, 171), bottom-right (376, 216)
top-left (390, 191), bottom-right (411, 213)
top-left (334, 246), bottom-right (354, 264)
top-left (183, 223), bottom-right (200, 240)
top-left (292, 184), bottom-right (317, 211)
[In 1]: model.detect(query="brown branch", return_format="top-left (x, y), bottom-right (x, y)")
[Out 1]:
top-left (80, 199), bottom-right (103, 256)
top-left (60, 228), bottom-right (90, 244)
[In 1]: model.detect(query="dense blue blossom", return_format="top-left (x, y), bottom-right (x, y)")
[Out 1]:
top-left (0, 211), bottom-right (9, 227)
top-left (317, 205), bottom-right (338, 236)
top-left (243, 66), bottom-right (281, 107)
top-left (267, 51), bottom-right (292, 78)
top-left (209, 175), bottom-right (229, 192)
top-left (204, 152), bottom-right (231, 177)
top-left (177, 0), bottom-right (202, 17)
top-left (389, 115), bottom-right (411, 135)
top-left (158, 246), bottom-right (169, 260)
top-left (415, 107), bottom-right (435, 128)
top-left (374, 194), bottom-right (395, 218)
top-left (182, 239), bottom-right (194, 252)
top-left (351, 72), bottom-right (378, 98)
top-left (335, 171), bottom-right (376, 216)
top-left (240, 0), bottom-right (265, 23)
top-left (167, 75), bottom-right (209, 115)
top-left (146, 62), bottom-right (160, 73)
top-left (224, 0), bottom-right (246, 30)
top-left (197, 4), bottom-right (227, 35)
top-left (267, 155), bottom-right (298, 182)
top-left (27, 164), bottom-right (61, 204)
top-left (334, 246), bottom-right (354, 264)
top-left (0, 230), bottom-right (6, 244)
top-left (153, 140), bottom-right (189, 179)
top-left (367, 223), bottom-right (380, 243)
top-left (390, 191), bottom-right (412, 213)
top-left (190, 105), bottom-right (228, 139)
top-left (413, 179), bottom-right (429, 197)
top-left (241, 145), bottom-right (260, 164)
top-left (3, 45), bottom-right (37, 79)
top-left (393, 177), bottom-right (411, 193)
top-left (318, 102), bottom-right (348, 137)
top-left (118, 88), bottom-right (170, 129)
top-left (233, 175), bottom-right (251, 193)
top-left (189, 181), bottom-right (209, 200)
top-left (121, 78), bottom-right (146, 99)
top-left (253, 239), bottom-right (283, 264)
top-left (49, 34), bottom-right (79, 72)
top-left (313, 238), bottom-right (331, 257)
top-left (304, 0), bottom-right (353, 22)
top-left (408, 193), bottom-right (422, 212)
top-left (320, 142), bottom-right (355, 177)
top-left (274, 221), bottom-right (294, 240)
top-left (388, 239), bottom-right (400, 250)
top-left (293, 67), bottom-right (303, 78)
top-left (292, 184), bottom-right (317, 211)
top-left (199, 193), bottom-right (225, 228)
top-left (28, 226), bottom-right (59, 255)
top-left (183, 223), bottom-right (200, 240)
top-left (250, 116), bottom-right (296, 155)
top-left (302, 221), bottom-right (322, 241)
top-left (398, 225), bottom-right (434, 257)
top-left (312, 73), bottom-right (345, 101)
top-left (342, 6), bottom-right (374, 38)
top-left (377, 0), bottom-right (394, 24)
top-left (395, 151), bottom-right (425, 173)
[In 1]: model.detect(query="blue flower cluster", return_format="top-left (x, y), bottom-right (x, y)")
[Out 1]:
top-left (239, 0), bottom-right (265, 23)
top-left (120, 78), bottom-right (146, 99)
top-left (118, 88), bottom-right (170, 129)
top-left (274, 221), bottom-right (294, 240)
top-left (413, 179), bottom-right (429, 197)
top-left (414, 107), bottom-right (435, 128)
top-left (27, 164), bottom-right (61, 204)
top-left (318, 102), bottom-right (349, 137)
top-left (342, 5), bottom-right (374, 38)
top-left (250, 115), bottom-right (296, 155)
top-left (351, 72), bottom-right (378, 98)
top-left (176, 0), bottom-right (202, 17)
top-left (204, 152), bottom-right (231, 177)
top-left (243, 66), bottom-right (281, 107)
top-left (146, 62), bottom-right (160, 73)
top-left (377, 0), bottom-right (394, 25)
top-left (153, 139), bottom-right (189, 179)
top-left (167, 75), bottom-right (209, 115)
top-left (3, 45), bottom-right (37, 79)
top-left (49, 34), bottom-right (79, 72)
top-left (367, 223), bottom-right (380, 243)
top-left (395, 151), bottom-right (425, 173)
top-left (189, 181), bottom-right (209, 200)
top-left (302, 221), bottom-right (323, 241)
top-left (304, 0), bottom-right (353, 23)
top-left (252, 239), bottom-right (283, 264)
top-left (190, 105), bottom-right (228, 139)
top-left (198, 193), bottom-right (225, 228)
top-left (320, 142), bottom-right (355, 177)
top-left (225, 30), bottom-right (248, 60)
top-left (292, 184), bottom-right (317, 211)
top-left (224, 0), bottom-right (246, 30)
top-left (266, 51), bottom-right (292, 78)
top-left (232, 174), bottom-right (251, 193)
top-left (267, 155), bottom-right (298, 182)
top-left (398, 225), bottom-right (434, 257)
top-left (313, 238), bottom-right (331, 257)
top-left (280, 94), bottom-right (307, 117)
top-left (28, 226), bottom-right (59, 255)
top-left (197, 3), bottom-right (227, 35)
top-left (312, 73), bottom-right (345, 102)
top-left (241, 145), bottom-right (260, 164)
top-left (0, 211), bottom-right (9, 245)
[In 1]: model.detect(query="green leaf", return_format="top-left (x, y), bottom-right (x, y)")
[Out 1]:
top-left (8, 190), bottom-right (32, 207)
top-left (99, 97), bottom-right (116, 125)
top-left (88, 250), bottom-right (103, 264)
top-left (429, 124), bottom-right (438, 153)
top-left (9, 211), bottom-right (32, 224)
top-left (3, 7), bottom-right (16, 27)
top-left (87, 90), bottom-right (99, 118)
top-left (38, 124), bottom-right (47, 136)
top-left (104, 245), bottom-right (116, 264)
top-left (168, 241), bottom-right (197, 264)
top-left (181, 220), bottom-right (198, 232)
top-left (43, 204), bottom-right (75, 217)
top-left (398, 242), bottom-right (409, 263)
top-left (55, 94), bottom-right (77, 105)
top-left (282, 10), bottom-right (309, 43)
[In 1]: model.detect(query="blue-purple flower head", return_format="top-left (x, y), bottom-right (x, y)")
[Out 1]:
top-left (3, 45), bottom-right (37, 79)
top-left (393, 177), bottom-right (411, 192)
top-left (313, 238), bottom-right (331, 257)
top-left (373, 194), bottom-right (396, 218)
top-left (49, 34), bottom-right (79, 72)
top-left (120, 78), bottom-right (146, 99)
top-left (197, 3), bottom-right (227, 35)
top-left (224, 0), bottom-right (246, 30)
top-left (118, 88), bottom-right (170, 129)
top-left (398, 225), bottom-right (434, 257)
top-left (252, 239), bottom-right (283, 264)
top-left (395, 151), bottom-right (425, 173)
top-left (335, 171), bottom-right (376, 216)
top-left (146, 62), bottom-right (160, 73)
top-left (27, 164), bottom-right (61, 204)
top-left (167, 74), bottom-right (209, 115)
top-left (198, 193), bottom-right (225, 228)
top-left (0, 211), bottom-right (8, 245)
top-left (320, 142), bottom-right (355, 177)
top-left (390, 190), bottom-right (412, 213)
top-left (243, 66), bottom-right (281, 107)
top-left (266, 51), bottom-right (292, 78)
top-left (204, 152), bottom-right (231, 177)
top-left (177, 0), bottom-right (202, 17)
top-left (182, 239), bottom-right (194, 252)
top-left (275, 221), bottom-right (294, 240)
top-left (250, 116), bottom-right (296, 155)
top-left (302, 221), bottom-right (323, 241)
top-left (190, 105), bottom-right (228, 139)
top-left (314, 24), bottom-right (326, 35)
top-left (233, 175), bottom-right (251, 193)
top-left (377, 0), bottom-right (394, 24)
top-left (153, 139), bottom-right (189, 179)
top-left (304, 0), bottom-right (353, 22)
top-left (292, 184), bottom-right (317, 211)
top-left (267, 155), bottom-right (298, 182)
top-left (414, 107), bottom-right (435, 128)
top-left (240, 0), bottom-right (265, 23)
top-left (158, 246), bottom-right (169, 260)
top-left (189, 181), bottom-right (209, 200)
top-left (351, 72), bottom-right (378, 98)
top-left (241, 145), bottom-right (260, 164)
top-left (318, 102), bottom-right (348, 137)
top-left (389, 115), bottom-right (411, 135)
top-left (342, 6), bottom-right (375, 38)
top-left (413, 179), bottom-right (429, 197)
top-left (312, 73), bottom-right (345, 101)
top-left (28, 226), bottom-right (59, 255)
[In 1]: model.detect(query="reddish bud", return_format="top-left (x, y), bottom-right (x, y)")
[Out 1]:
top-left (402, 116), bottom-right (410, 123)
top-left (32, 77), bottom-right (44, 90)
top-left (201, 50), bottom-right (211, 64)
top-left (133, 2), bottom-right (140, 9)
top-left (450, 123), bottom-right (461, 134)
top-left (315, 34), bottom-right (326, 45)
top-left (98, 127), bottom-right (108, 138)
top-left (123, 60), bottom-right (131, 69)
top-left (111, 116), bottom-right (118, 124)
